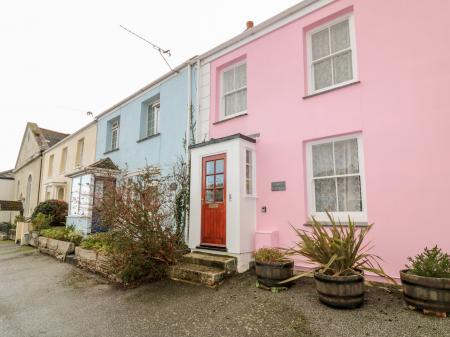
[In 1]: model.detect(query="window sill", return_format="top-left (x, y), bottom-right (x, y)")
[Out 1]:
top-left (244, 194), bottom-right (258, 199)
top-left (303, 220), bottom-right (368, 227)
top-left (303, 81), bottom-right (360, 99)
top-left (213, 112), bottom-right (248, 125)
top-left (104, 148), bottom-right (119, 155)
top-left (137, 133), bottom-right (161, 143)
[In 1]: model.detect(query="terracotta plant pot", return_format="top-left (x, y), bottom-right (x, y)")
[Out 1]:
top-left (400, 269), bottom-right (450, 313)
top-left (314, 269), bottom-right (364, 309)
top-left (255, 259), bottom-right (294, 287)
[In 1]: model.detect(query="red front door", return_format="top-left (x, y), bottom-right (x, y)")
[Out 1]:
top-left (201, 154), bottom-right (226, 247)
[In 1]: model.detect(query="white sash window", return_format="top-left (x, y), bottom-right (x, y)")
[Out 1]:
top-left (307, 15), bottom-right (357, 94)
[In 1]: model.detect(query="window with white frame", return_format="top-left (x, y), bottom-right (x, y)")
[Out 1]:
top-left (306, 134), bottom-right (366, 222)
top-left (111, 120), bottom-right (119, 150)
top-left (75, 138), bottom-right (84, 167)
top-left (69, 174), bottom-right (92, 216)
top-left (221, 62), bottom-right (247, 118)
top-left (60, 147), bottom-right (68, 173)
top-left (308, 15), bottom-right (356, 93)
top-left (245, 149), bottom-right (254, 195)
top-left (48, 154), bottom-right (54, 177)
top-left (147, 101), bottom-right (160, 137)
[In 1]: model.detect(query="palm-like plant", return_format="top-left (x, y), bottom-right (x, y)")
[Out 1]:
top-left (282, 212), bottom-right (394, 283)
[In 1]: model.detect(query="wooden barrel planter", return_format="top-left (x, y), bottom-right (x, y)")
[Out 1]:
top-left (400, 270), bottom-right (450, 313)
top-left (314, 270), bottom-right (364, 309)
top-left (255, 260), bottom-right (294, 287)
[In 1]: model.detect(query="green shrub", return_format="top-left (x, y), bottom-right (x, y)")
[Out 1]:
top-left (31, 213), bottom-right (53, 231)
top-left (96, 166), bottom-right (178, 285)
top-left (254, 248), bottom-right (286, 263)
top-left (40, 226), bottom-right (83, 245)
top-left (14, 214), bottom-right (25, 224)
top-left (283, 213), bottom-right (394, 284)
top-left (80, 233), bottom-right (110, 252)
top-left (407, 246), bottom-right (450, 279)
top-left (32, 200), bottom-right (68, 226)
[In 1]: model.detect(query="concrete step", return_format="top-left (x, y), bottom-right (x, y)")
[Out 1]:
top-left (169, 263), bottom-right (226, 288)
top-left (181, 252), bottom-right (237, 275)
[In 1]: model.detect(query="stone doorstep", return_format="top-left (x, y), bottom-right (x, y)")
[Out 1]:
top-left (169, 263), bottom-right (226, 288)
top-left (181, 252), bottom-right (237, 275)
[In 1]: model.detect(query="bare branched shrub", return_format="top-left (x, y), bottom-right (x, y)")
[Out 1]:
top-left (97, 166), bottom-right (179, 285)
top-left (170, 157), bottom-right (190, 246)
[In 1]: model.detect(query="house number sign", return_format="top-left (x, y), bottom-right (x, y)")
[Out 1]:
top-left (271, 181), bottom-right (286, 191)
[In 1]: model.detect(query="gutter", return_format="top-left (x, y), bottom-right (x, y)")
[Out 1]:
top-left (197, 0), bottom-right (327, 62)
top-left (95, 57), bottom-right (198, 121)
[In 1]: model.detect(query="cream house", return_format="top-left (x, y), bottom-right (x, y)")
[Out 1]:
top-left (14, 123), bottom-right (68, 217)
top-left (0, 170), bottom-right (17, 223)
top-left (40, 121), bottom-right (97, 204)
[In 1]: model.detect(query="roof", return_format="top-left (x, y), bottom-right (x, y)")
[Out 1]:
top-left (189, 133), bottom-right (256, 150)
top-left (88, 158), bottom-right (119, 171)
top-left (66, 157), bottom-right (119, 178)
top-left (198, 0), bottom-right (323, 62)
top-left (28, 122), bottom-right (69, 151)
top-left (39, 128), bottom-right (70, 148)
top-left (0, 170), bottom-right (14, 180)
top-left (0, 200), bottom-right (23, 212)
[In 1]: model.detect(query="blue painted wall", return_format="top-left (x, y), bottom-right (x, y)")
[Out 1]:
top-left (96, 66), bottom-right (198, 174)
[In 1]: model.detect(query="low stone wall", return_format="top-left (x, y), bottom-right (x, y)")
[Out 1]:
top-left (29, 231), bottom-right (39, 247)
top-left (75, 247), bottom-right (115, 281)
top-left (0, 231), bottom-right (8, 240)
top-left (38, 237), bottom-right (75, 261)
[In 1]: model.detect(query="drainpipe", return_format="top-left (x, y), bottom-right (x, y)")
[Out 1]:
top-left (37, 149), bottom-right (44, 212)
top-left (196, 58), bottom-right (200, 142)
top-left (184, 62), bottom-right (193, 244)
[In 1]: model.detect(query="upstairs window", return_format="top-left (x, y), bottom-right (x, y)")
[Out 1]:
top-left (60, 147), bottom-right (68, 173)
top-left (147, 101), bottom-right (160, 137)
top-left (307, 15), bottom-right (357, 94)
top-left (75, 138), bottom-right (84, 167)
top-left (221, 61), bottom-right (247, 118)
top-left (111, 120), bottom-right (119, 150)
top-left (306, 134), bottom-right (366, 222)
top-left (48, 154), bottom-right (54, 177)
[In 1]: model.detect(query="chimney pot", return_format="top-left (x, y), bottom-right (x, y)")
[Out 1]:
top-left (246, 21), bottom-right (254, 30)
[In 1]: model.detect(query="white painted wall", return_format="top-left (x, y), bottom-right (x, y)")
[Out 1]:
top-left (196, 63), bottom-right (211, 143)
top-left (189, 137), bottom-right (256, 272)
top-left (0, 178), bottom-right (17, 223)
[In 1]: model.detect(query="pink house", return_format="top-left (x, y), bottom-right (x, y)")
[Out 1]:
top-left (188, 0), bottom-right (450, 278)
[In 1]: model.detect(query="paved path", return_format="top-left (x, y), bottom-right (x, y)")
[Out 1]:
top-left (0, 241), bottom-right (448, 337)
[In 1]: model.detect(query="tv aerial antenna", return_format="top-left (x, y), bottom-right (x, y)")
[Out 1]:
top-left (119, 25), bottom-right (176, 72)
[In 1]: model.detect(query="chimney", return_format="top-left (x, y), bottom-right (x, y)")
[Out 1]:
top-left (246, 21), bottom-right (254, 30)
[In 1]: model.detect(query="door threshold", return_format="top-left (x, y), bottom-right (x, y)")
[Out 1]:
top-left (196, 245), bottom-right (227, 252)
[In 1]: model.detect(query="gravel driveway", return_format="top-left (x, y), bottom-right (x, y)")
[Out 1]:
top-left (0, 241), bottom-right (448, 337)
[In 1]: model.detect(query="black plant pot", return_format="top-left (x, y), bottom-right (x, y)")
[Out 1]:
top-left (314, 270), bottom-right (364, 309)
top-left (400, 269), bottom-right (450, 313)
top-left (255, 259), bottom-right (294, 288)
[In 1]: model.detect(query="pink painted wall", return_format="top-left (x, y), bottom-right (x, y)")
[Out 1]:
top-left (207, 0), bottom-right (450, 278)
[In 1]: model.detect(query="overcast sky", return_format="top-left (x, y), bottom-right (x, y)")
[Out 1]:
top-left (0, 0), bottom-right (301, 172)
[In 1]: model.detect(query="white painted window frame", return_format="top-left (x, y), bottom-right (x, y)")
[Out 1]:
top-left (111, 120), bottom-right (120, 151)
top-left (75, 138), bottom-right (85, 167)
top-left (305, 133), bottom-right (367, 223)
top-left (48, 154), bottom-right (54, 178)
top-left (147, 101), bottom-right (160, 137)
top-left (244, 148), bottom-right (256, 197)
top-left (220, 60), bottom-right (247, 120)
top-left (60, 147), bottom-right (68, 173)
top-left (307, 14), bottom-right (358, 95)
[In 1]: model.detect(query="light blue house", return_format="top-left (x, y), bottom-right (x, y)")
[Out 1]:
top-left (95, 58), bottom-right (198, 175)
top-left (67, 58), bottom-right (198, 234)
